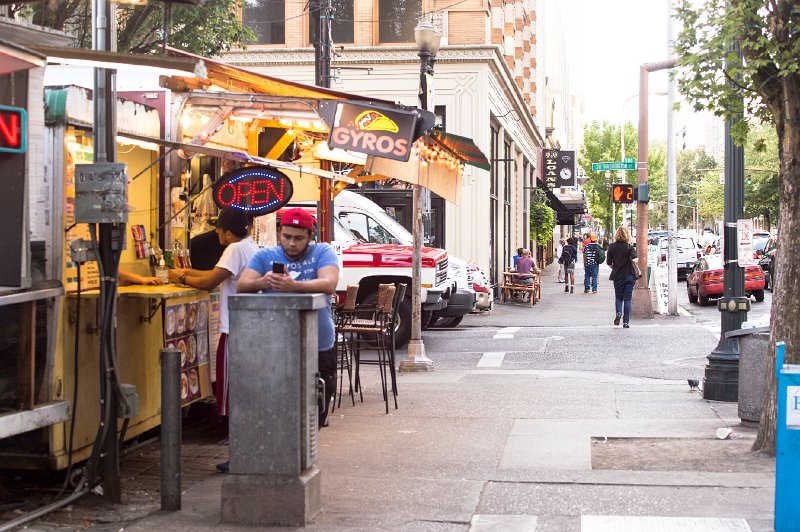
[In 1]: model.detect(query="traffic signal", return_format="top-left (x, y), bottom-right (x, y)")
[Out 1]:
top-left (611, 183), bottom-right (634, 204)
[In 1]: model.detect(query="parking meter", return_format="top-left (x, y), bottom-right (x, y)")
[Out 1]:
top-left (774, 341), bottom-right (800, 531)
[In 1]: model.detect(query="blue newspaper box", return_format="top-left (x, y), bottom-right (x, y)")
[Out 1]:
top-left (775, 342), bottom-right (800, 531)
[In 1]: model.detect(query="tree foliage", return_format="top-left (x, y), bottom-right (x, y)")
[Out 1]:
top-left (675, 0), bottom-right (800, 454)
top-left (579, 121), bottom-right (666, 237)
top-left (744, 123), bottom-right (780, 230)
top-left (10, 0), bottom-right (254, 56)
top-left (529, 188), bottom-right (556, 246)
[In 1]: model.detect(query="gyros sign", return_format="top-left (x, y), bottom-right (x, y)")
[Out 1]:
top-left (212, 166), bottom-right (293, 216)
top-left (327, 102), bottom-right (417, 162)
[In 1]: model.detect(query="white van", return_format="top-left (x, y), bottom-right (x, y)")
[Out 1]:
top-left (334, 190), bottom-right (478, 326)
top-left (648, 233), bottom-right (702, 278)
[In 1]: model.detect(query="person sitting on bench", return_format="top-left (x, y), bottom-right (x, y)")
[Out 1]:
top-left (514, 249), bottom-right (540, 284)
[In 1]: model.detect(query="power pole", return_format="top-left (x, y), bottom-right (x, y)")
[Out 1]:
top-left (666, 0), bottom-right (679, 316)
top-left (90, 0), bottom-right (122, 502)
top-left (313, 0), bottom-right (333, 242)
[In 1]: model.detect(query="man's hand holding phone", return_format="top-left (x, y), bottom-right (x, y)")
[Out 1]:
top-left (265, 261), bottom-right (293, 291)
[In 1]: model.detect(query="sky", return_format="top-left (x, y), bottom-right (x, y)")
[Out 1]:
top-left (564, 0), bottom-right (679, 141)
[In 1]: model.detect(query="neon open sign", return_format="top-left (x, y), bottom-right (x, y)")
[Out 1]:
top-left (212, 166), bottom-right (294, 216)
top-left (0, 105), bottom-right (27, 154)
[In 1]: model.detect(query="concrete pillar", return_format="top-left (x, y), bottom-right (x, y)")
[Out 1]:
top-left (221, 293), bottom-right (328, 526)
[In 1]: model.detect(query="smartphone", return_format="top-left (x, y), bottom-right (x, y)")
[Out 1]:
top-left (272, 262), bottom-right (285, 274)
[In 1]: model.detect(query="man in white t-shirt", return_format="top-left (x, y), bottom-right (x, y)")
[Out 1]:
top-left (169, 206), bottom-right (259, 418)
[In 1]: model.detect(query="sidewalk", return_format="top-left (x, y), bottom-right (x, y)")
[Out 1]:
top-left (19, 261), bottom-right (775, 531)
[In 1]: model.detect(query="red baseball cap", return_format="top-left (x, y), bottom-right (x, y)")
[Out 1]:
top-left (279, 207), bottom-right (315, 232)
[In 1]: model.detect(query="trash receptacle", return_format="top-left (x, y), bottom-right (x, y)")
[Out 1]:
top-left (775, 342), bottom-right (800, 532)
top-left (726, 326), bottom-right (770, 425)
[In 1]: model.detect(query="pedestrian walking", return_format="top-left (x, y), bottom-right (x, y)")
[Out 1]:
top-left (583, 233), bottom-right (601, 293)
top-left (559, 237), bottom-right (578, 293)
top-left (556, 239), bottom-right (566, 283)
top-left (606, 226), bottom-right (637, 328)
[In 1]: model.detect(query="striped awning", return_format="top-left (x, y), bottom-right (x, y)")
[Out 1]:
top-left (430, 130), bottom-right (490, 171)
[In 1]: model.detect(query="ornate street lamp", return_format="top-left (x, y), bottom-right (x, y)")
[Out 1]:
top-left (400, 19), bottom-right (440, 372)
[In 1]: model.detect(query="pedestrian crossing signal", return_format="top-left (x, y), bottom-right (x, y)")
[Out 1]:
top-left (612, 183), bottom-right (634, 204)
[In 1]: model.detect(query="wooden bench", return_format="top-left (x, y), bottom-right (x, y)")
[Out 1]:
top-left (500, 271), bottom-right (541, 307)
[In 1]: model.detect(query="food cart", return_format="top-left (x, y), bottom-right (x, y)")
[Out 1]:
top-left (0, 85), bottom-right (214, 470)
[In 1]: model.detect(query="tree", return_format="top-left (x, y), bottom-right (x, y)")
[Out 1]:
top-left (677, 148), bottom-right (718, 228)
top-left (529, 188), bottom-right (556, 246)
top-left (744, 123), bottom-right (780, 231)
top-left (675, 0), bottom-right (799, 454)
top-left (579, 121), bottom-right (666, 236)
top-left (12, 0), bottom-right (253, 56)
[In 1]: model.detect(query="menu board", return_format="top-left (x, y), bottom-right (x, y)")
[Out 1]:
top-left (164, 297), bottom-right (210, 406)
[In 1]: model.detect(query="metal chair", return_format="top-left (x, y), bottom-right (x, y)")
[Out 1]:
top-left (336, 283), bottom-right (396, 413)
top-left (333, 285), bottom-right (359, 410)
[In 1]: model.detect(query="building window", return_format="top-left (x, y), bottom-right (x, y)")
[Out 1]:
top-left (243, 0), bottom-right (285, 45)
top-left (378, 0), bottom-right (422, 43)
top-left (309, 0), bottom-right (355, 45)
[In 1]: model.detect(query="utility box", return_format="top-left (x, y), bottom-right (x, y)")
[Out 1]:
top-left (222, 293), bottom-right (327, 526)
top-left (775, 342), bottom-right (800, 531)
top-left (74, 162), bottom-right (128, 224)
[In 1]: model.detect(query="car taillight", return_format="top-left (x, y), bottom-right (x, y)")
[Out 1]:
top-left (661, 254), bottom-right (667, 262)
top-left (745, 267), bottom-right (764, 280)
top-left (702, 271), bottom-right (723, 283)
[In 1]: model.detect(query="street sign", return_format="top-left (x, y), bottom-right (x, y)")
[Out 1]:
top-left (737, 218), bottom-right (756, 266)
top-left (591, 160), bottom-right (636, 172)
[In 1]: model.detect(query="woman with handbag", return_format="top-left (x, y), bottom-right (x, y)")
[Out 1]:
top-left (606, 226), bottom-right (639, 328)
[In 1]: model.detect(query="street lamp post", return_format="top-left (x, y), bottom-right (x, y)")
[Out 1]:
top-left (400, 19), bottom-right (440, 372)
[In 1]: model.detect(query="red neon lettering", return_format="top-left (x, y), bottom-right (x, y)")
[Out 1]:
top-left (0, 113), bottom-right (19, 147)
top-left (236, 181), bottom-right (252, 205)
top-left (361, 132), bottom-right (377, 151)
top-left (217, 183), bottom-right (236, 205)
top-left (250, 179), bottom-right (268, 205)
top-left (266, 179), bottom-right (284, 202)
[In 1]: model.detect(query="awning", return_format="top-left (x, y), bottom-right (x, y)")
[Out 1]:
top-left (120, 133), bottom-right (354, 185)
top-left (164, 46), bottom-right (394, 104)
top-left (30, 45), bottom-right (206, 78)
top-left (430, 130), bottom-right (490, 170)
top-left (0, 39), bottom-right (45, 75)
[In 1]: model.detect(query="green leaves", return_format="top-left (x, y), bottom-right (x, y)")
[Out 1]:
top-left (529, 188), bottom-right (556, 245)
top-left (21, 0), bottom-right (255, 57)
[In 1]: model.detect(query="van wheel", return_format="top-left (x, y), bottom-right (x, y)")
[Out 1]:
top-left (753, 289), bottom-right (765, 303)
top-left (437, 316), bottom-right (464, 328)
top-left (421, 310), bottom-right (434, 330)
top-left (393, 296), bottom-right (412, 348)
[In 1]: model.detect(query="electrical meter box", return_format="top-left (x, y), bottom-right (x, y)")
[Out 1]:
top-left (74, 162), bottom-right (128, 224)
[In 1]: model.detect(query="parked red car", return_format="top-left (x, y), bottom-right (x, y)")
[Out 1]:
top-left (686, 254), bottom-right (765, 306)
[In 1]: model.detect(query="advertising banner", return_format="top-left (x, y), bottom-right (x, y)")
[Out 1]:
top-left (325, 101), bottom-right (418, 162)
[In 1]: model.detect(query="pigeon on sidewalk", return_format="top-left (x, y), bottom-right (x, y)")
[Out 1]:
top-left (687, 378), bottom-right (700, 391)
